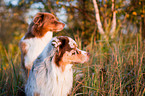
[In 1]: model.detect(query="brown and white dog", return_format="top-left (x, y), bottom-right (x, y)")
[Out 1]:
top-left (19, 12), bottom-right (65, 78)
top-left (25, 36), bottom-right (90, 96)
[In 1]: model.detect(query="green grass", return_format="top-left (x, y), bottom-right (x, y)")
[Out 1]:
top-left (0, 43), bottom-right (24, 96)
top-left (0, 34), bottom-right (145, 96)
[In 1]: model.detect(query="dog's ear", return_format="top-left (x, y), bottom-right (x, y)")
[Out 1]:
top-left (52, 38), bottom-right (62, 55)
top-left (33, 12), bottom-right (44, 27)
top-left (32, 12), bottom-right (45, 36)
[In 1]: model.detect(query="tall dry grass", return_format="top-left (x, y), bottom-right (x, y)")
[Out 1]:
top-left (72, 33), bottom-right (145, 96)
top-left (0, 43), bottom-right (23, 96)
top-left (0, 32), bottom-right (145, 96)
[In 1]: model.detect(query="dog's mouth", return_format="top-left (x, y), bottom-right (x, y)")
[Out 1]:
top-left (51, 28), bottom-right (63, 32)
top-left (52, 29), bottom-right (63, 32)
top-left (71, 60), bottom-right (87, 64)
top-left (71, 62), bottom-right (79, 64)
top-left (70, 55), bottom-right (90, 64)
top-left (51, 24), bottom-right (64, 32)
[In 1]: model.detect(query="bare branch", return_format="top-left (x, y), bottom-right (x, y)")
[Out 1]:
top-left (110, 0), bottom-right (116, 35)
top-left (92, 0), bottom-right (105, 35)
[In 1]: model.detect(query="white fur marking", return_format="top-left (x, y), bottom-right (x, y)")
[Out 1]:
top-left (25, 58), bottom-right (73, 96)
top-left (52, 37), bottom-right (62, 48)
top-left (25, 36), bottom-right (89, 96)
top-left (68, 37), bottom-right (77, 48)
top-left (21, 31), bottom-right (53, 69)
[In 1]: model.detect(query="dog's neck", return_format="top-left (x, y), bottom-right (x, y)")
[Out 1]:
top-left (39, 31), bottom-right (53, 41)
top-left (58, 60), bottom-right (71, 72)
top-left (22, 31), bottom-right (53, 70)
top-left (49, 61), bottom-right (73, 96)
top-left (37, 57), bottom-right (73, 96)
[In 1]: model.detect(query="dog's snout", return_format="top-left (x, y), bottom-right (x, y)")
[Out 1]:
top-left (87, 52), bottom-right (90, 57)
top-left (59, 22), bottom-right (65, 28)
top-left (62, 23), bottom-right (65, 27)
top-left (58, 23), bottom-right (65, 30)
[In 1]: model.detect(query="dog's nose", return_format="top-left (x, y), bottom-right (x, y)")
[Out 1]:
top-left (87, 52), bottom-right (90, 57)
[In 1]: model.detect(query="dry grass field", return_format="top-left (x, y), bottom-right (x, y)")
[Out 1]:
top-left (0, 33), bottom-right (145, 96)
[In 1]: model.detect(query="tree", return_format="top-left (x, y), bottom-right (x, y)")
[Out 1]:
top-left (92, 0), bottom-right (116, 39)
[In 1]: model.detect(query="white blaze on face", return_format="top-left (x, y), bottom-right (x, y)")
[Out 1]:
top-left (52, 37), bottom-right (62, 48)
top-left (68, 37), bottom-right (77, 48)
top-left (65, 50), bottom-right (75, 56)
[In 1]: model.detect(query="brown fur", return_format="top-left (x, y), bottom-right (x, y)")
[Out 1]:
top-left (20, 12), bottom-right (64, 76)
top-left (54, 36), bottom-right (72, 66)
top-left (19, 42), bottom-right (27, 56)
top-left (24, 12), bottom-right (65, 39)
top-left (20, 12), bottom-right (65, 79)
top-left (34, 92), bottom-right (40, 96)
top-left (53, 36), bottom-right (90, 71)
top-left (19, 42), bottom-right (28, 77)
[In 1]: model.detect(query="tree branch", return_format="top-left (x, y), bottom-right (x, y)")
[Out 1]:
top-left (92, 0), bottom-right (105, 35)
top-left (110, 0), bottom-right (116, 35)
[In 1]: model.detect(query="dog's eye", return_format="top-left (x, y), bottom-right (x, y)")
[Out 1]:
top-left (72, 50), bottom-right (79, 55)
top-left (51, 17), bottom-right (55, 19)
top-left (72, 52), bottom-right (75, 55)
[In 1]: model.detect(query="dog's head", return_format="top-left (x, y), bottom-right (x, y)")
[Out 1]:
top-left (31, 12), bottom-right (65, 37)
top-left (51, 36), bottom-right (90, 66)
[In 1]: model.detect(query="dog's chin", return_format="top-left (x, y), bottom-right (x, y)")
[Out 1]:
top-left (81, 57), bottom-right (90, 63)
top-left (71, 60), bottom-right (89, 64)
top-left (51, 28), bottom-right (64, 32)
top-left (71, 62), bottom-right (79, 64)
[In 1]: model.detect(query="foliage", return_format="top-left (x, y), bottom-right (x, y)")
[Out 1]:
top-left (0, 31), bottom-right (145, 96)
top-left (72, 32), bottom-right (145, 95)
top-left (1, 0), bottom-right (144, 45)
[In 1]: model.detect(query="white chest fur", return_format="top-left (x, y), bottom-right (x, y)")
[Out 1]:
top-left (21, 32), bottom-right (53, 69)
top-left (25, 61), bottom-right (73, 96)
